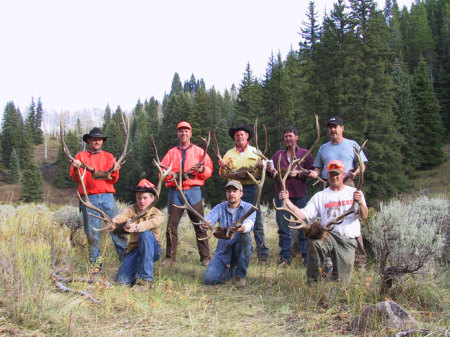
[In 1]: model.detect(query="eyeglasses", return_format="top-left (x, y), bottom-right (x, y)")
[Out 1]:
top-left (327, 163), bottom-right (344, 170)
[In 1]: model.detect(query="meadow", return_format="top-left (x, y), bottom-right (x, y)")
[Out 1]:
top-left (0, 200), bottom-right (448, 337)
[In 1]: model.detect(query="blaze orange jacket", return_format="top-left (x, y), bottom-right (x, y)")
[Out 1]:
top-left (70, 150), bottom-right (119, 196)
top-left (161, 144), bottom-right (213, 189)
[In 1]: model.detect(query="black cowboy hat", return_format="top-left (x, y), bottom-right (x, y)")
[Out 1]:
top-left (83, 127), bottom-right (108, 143)
top-left (228, 122), bottom-right (254, 140)
top-left (131, 178), bottom-right (157, 195)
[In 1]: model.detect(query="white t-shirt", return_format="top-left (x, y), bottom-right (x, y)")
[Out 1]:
top-left (301, 185), bottom-right (365, 239)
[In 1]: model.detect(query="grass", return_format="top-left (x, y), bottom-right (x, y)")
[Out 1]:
top-left (0, 203), bottom-right (448, 336)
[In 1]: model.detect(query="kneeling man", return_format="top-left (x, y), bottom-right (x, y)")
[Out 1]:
top-left (279, 160), bottom-right (368, 283)
top-left (112, 179), bottom-right (164, 289)
top-left (203, 180), bottom-right (256, 288)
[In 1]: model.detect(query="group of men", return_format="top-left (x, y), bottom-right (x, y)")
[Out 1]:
top-left (69, 115), bottom-right (368, 289)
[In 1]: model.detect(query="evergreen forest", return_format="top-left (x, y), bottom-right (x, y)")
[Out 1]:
top-left (1, 0), bottom-right (448, 207)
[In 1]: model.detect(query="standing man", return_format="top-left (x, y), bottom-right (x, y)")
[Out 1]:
top-left (70, 127), bottom-right (128, 274)
top-left (160, 121), bottom-right (212, 267)
top-left (279, 160), bottom-right (368, 284)
top-left (217, 122), bottom-right (269, 264)
top-left (203, 180), bottom-right (256, 288)
top-left (267, 126), bottom-right (315, 266)
top-left (309, 116), bottom-right (368, 270)
top-left (112, 179), bottom-right (164, 291)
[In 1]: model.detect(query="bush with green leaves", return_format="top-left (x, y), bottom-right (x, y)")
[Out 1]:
top-left (366, 196), bottom-right (448, 291)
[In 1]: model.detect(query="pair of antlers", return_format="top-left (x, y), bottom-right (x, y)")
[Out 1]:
top-left (172, 159), bottom-right (267, 240)
top-left (151, 132), bottom-right (211, 182)
top-left (60, 111), bottom-right (131, 180)
top-left (77, 160), bottom-right (173, 232)
top-left (213, 118), bottom-right (268, 179)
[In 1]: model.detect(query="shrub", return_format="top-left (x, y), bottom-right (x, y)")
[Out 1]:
top-left (366, 196), bottom-right (448, 292)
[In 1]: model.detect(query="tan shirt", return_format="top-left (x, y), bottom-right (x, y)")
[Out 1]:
top-left (114, 205), bottom-right (164, 255)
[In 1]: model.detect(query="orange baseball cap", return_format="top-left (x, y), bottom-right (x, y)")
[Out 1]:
top-left (327, 160), bottom-right (345, 175)
top-left (177, 121), bottom-right (192, 130)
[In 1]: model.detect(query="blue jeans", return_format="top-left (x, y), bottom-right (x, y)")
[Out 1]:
top-left (115, 231), bottom-right (161, 284)
top-left (80, 193), bottom-right (128, 264)
top-left (274, 195), bottom-right (307, 262)
top-left (204, 232), bottom-right (252, 284)
top-left (242, 185), bottom-right (269, 259)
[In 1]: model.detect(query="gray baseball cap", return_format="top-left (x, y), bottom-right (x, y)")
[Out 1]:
top-left (225, 180), bottom-right (243, 191)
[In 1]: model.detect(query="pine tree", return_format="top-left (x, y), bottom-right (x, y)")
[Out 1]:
top-left (7, 148), bottom-right (20, 184)
top-left (234, 63), bottom-right (263, 126)
top-left (34, 98), bottom-right (44, 144)
top-left (170, 73), bottom-right (183, 95)
top-left (19, 120), bottom-right (34, 169)
top-left (25, 98), bottom-right (36, 142)
top-left (391, 58), bottom-right (419, 171)
top-left (1, 102), bottom-right (23, 166)
top-left (411, 57), bottom-right (445, 169)
top-left (20, 159), bottom-right (43, 202)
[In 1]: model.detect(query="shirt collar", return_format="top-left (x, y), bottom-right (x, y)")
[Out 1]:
top-left (88, 149), bottom-right (102, 154)
top-left (235, 142), bottom-right (249, 153)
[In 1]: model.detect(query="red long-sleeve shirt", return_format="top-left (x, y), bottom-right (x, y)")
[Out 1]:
top-left (161, 144), bottom-right (213, 189)
top-left (70, 150), bottom-right (119, 196)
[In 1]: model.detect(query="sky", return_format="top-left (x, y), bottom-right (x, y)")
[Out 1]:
top-left (0, 0), bottom-right (414, 121)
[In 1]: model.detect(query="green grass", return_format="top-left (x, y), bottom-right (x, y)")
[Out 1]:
top-left (0, 203), bottom-right (448, 336)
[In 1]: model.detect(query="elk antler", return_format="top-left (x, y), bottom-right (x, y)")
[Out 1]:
top-left (226, 159), bottom-right (267, 237)
top-left (213, 131), bottom-right (234, 173)
top-left (253, 117), bottom-right (268, 160)
top-left (273, 114), bottom-right (322, 229)
top-left (186, 131), bottom-right (211, 178)
top-left (171, 159), bottom-right (218, 240)
top-left (60, 113), bottom-right (96, 174)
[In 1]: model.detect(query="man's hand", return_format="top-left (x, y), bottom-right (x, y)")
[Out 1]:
top-left (218, 159), bottom-right (226, 168)
top-left (72, 159), bottom-right (82, 168)
top-left (353, 190), bottom-right (364, 205)
top-left (255, 159), bottom-right (263, 169)
top-left (290, 169), bottom-right (300, 177)
top-left (107, 218), bottom-right (118, 232)
top-left (279, 190), bottom-right (289, 200)
top-left (230, 225), bottom-right (246, 233)
top-left (189, 163), bottom-right (204, 174)
top-left (112, 161), bottom-right (121, 172)
top-left (309, 170), bottom-right (319, 179)
top-left (124, 221), bottom-right (140, 233)
top-left (266, 160), bottom-right (277, 175)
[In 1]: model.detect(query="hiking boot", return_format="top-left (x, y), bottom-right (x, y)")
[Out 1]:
top-left (200, 258), bottom-right (211, 267)
top-left (133, 279), bottom-right (152, 291)
top-left (161, 258), bottom-right (173, 267)
top-left (90, 262), bottom-right (103, 276)
top-left (233, 277), bottom-right (247, 288)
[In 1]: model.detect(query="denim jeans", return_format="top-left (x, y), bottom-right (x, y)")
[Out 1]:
top-left (274, 195), bottom-right (307, 262)
top-left (204, 232), bottom-right (252, 285)
top-left (242, 185), bottom-right (269, 259)
top-left (115, 231), bottom-right (161, 284)
top-left (80, 193), bottom-right (128, 264)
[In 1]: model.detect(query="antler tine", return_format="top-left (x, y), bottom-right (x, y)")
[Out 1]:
top-left (172, 159), bottom-right (216, 238)
top-left (76, 167), bottom-right (114, 231)
top-left (114, 111), bottom-right (131, 167)
top-left (60, 114), bottom-right (75, 162)
top-left (60, 113), bottom-right (95, 174)
top-left (253, 117), bottom-right (268, 160)
top-left (230, 160), bottom-right (267, 235)
top-left (198, 130), bottom-right (211, 166)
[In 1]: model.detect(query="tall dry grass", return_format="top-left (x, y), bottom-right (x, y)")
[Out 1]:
top-left (0, 202), bottom-right (448, 336)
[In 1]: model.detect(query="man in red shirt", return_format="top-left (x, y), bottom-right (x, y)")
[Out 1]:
top-left (70, 127), bottom-right (128, 274)
top-left (160, 121), bottom-right (213, 267)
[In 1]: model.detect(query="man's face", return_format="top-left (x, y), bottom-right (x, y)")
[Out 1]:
top-left (226, 187), bottom-right (243, 206)
top-left (328, 171), bottom-right (345, 189)
top-left (87, 137), bottom-right (104, 152)
top-left (283, 131), bottom-right (298, 148)
top-left (177, 127), bottom-right (192, 144)
top-left (328, 124), bottom-right (344, 143)
top-left (234, 130), bottom-right (249, 148)
top-left (136, 192), bottom-right (155, 211)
